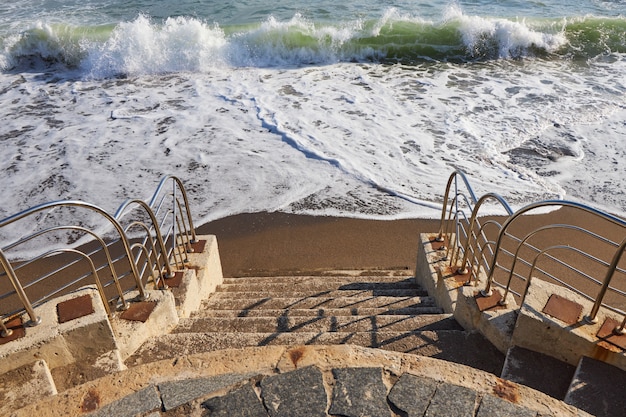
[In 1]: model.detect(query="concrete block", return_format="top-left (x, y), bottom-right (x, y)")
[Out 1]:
top-left (168, 268), bottom-right (201, 318)
top-left (474, 294), bottom-right (518, 354)
top-left (50, 349), bottom-right (124, 392)
top-left (511, 278), bottom-right (626, 371)
top-left (416, 233), bottom-right (515, 353)
top-left (110, 289), bottom-right (179, 360)
top-left (0, 287), bottom-right (119, 375)
top-left (0, 359), bottom-right (56, 415)
top-left (416, 233), bottom-right (458, 314)
top-left (501, 346), bottom-right (576, 400)
top-left (186, 235), bottom-right (223, 300)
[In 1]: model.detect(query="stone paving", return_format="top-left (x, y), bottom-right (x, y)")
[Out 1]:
top-left (11, 345), bottom-right (590, 417)
top-left (83, 365), bottom-right (560, 417)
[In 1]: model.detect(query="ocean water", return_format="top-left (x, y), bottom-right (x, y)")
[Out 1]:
top-left (0, 0), bottom-right (625, 244)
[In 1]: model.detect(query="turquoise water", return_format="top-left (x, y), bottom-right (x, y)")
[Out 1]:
top-left (1, 0), bottom-right (626, 72)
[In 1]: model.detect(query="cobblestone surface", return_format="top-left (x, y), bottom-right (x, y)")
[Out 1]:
top-left (84, 365), bottom-right (556, 417)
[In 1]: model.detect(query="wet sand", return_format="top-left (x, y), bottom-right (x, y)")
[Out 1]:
top-left (196, 208), bottom-right (626, 279)
top-left (197, 212), bottom-right (440, 277)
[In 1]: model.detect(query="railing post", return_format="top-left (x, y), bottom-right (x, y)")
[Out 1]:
top-left (585, 236), bottom-right (626, 324)
top-left (0, 320), bottom-right (13, 337)
top-left (0, 249), bottom-right (41, 327)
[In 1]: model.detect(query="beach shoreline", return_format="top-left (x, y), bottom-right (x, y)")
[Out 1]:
top-left (197, 212), bottom-right (440, 277)
top-left (196, 208), bottom-right (626, 282)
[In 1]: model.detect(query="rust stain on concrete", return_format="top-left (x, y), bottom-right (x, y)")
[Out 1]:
top-left (474, 290), bottom-right (505, 312)
top-left (288, 347), bottom-right (306, 368)
top-left (542, 294), bottom-right (583, 326)
top-left (119, 301), bottom-right (156, 323)
top-left (190, 239), bottom-right (207, 254)
top-left (57, 294), bottom-right (94, 324)
top-left (80, 389), bottom-right (100, 412)
top-left (163, 271), bottom-right (184, 288)
top-left (438, 265), bottom-right (471, 289)
top-left (493, 378), bottom-right (520, 403)
top-left (0, 317), bottom-right (25, 345)
top-left (428, 235), bottom-right (447, 251)
top-left (596, 317), bottom-right (626, 351)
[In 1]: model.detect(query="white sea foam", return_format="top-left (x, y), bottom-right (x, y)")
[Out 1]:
top-left (1, 2), bottom-right (626, 248)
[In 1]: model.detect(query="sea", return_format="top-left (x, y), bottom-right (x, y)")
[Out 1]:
top-left (0, 0), bottom-right (625, 244)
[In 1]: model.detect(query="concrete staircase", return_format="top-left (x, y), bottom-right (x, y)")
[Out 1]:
top-left (126, 270), bottom-right (505, 375)
top-left (5, 232), bottom-right (626, 416)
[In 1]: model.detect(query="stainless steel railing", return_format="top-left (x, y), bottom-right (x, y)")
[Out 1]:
top-left (0, 201), bottom-right (144, 327)
top-left (437, 170), bottom-right (514, 286)
top-left (115, 175), bottom-right (197, 279)
top-left (0, 175), bottom-right (197, 336)
top-left (438, 170), bottom-right (626, 336)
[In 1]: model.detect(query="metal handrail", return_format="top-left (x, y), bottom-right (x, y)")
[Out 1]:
top-left (115, 199), bottom-right (174, 280)
top-left (115, 175), bottom-right (197, 272)
top-left (437, 171), bottom-right (514, 291)
top-left (146, 175), bottom-right (197, 243)
top-left (482, 200), bottom-right (626, 296)
top-left (124, 221), bottom-right (169, 289)
top-left (438, 171), bottom-right (626, 337)
top-left (36, 248), bottom-right (110, 315)
top-left (587, 236), bottom-right (626, 327)
top-left (496, 224), bottom-right (614, 304)
top-left (0, 248), bottom-right (40, 326)
top-left (437, 170), bottom-right (479, 242)
top-left (3, 225), bottom-right (129, 310)
top-left (457, 193), bottom-right (514, 275)
top-left (0, 175), bottom-right (200, 337)
top-left (0, 200), bottom-right (146, 331)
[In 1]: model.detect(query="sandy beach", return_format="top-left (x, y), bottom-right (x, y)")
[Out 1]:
top-left (197, 213), bottom-right (439, 277)
top-left (196, 208), bottom-right (626, 279)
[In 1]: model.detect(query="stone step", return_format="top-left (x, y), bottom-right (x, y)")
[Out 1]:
top-left (174, 314), bottom-right (463, 334)
top-left (126, 330), bottom-right (505, 375)
top-left (216, 280), bottom-right (424, 293)
top-left (500, 346), bottom-right (576, 400)
top-left (564, 356), bottom-right (626, 417)
top-left (221, 272), bottom-right (414, 285)
top-left (209, 289), bottom-right (427, 299)
top-left (201, 296), bottom-right (438, 311)
top-left (192, 306), bottom-right (445, 318)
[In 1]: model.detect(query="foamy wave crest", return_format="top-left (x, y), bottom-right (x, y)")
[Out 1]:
top-left (83, 15), bottom-right (228, 77)
top-left (226, 13), bottom-right (368, 66)
top-left (445, 5), bottom-right (568, 59)
top-left (1, 10), bottom-right (623, 76)
top-left (0, 22), bottom-right (90, 70)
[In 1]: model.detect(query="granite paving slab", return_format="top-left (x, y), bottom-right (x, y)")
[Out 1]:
top-left (259, 365), bottom-right (327, 417)
top-left (388, 373), bottom-right (438, 417)
top-left (425, 382), bottom-right (478, 417)
top-left (159, 372), bottom-right (256, 411)
top-left (87, 385), bottom-right (161, 417)
top-left (202, 384), bottom-right (268, 417)
top-left (329, 367), bottom-right (391, 417)
top-left (476, 394), bottom-right (537, 417)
